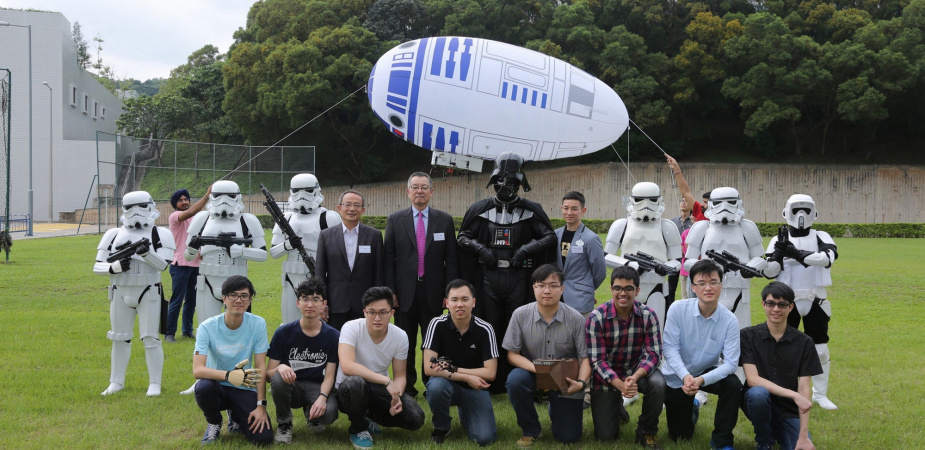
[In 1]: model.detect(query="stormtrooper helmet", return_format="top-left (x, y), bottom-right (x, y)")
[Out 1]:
top-left (705, 187), bottom-right (746, 225)
top-left (209, 180), bottom-right (245, 219)
top-left (487, 152), bottom-right (531, 204)
top-left (121, 191), bottom-right (159, 230)
top-left (783, 194), bottom-right (816, 230)
top-left (289, 173), bottom-right (324, 214)
top-left (626, 182), bottom-right (665, 222)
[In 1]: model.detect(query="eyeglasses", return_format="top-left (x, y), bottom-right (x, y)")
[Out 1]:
top-left (533, 283), bottom-right (562, 291)
top-left (611, 285), bottom-right (637, 293)
top-left (364, 309), bottom-right (392, 318)
top-left (409, 185), bottom-right (431, 191)
top-left (763, 300), bottom-right (792, 309)
top-left (692, 281), bottom-right (722, 288)
top-left (339, 203), bottom-right (363, 209)
top-left (298, 295), bottom-right (324, 303)
top-left (225, 292), bottom-right (252, 301)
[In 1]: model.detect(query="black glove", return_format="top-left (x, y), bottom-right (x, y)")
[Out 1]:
top-left (188, 235), bottom-right (202, 250)
top-left (285, 235), bottom-right (303, 251)
top-left (775, 239), bottom-right (800, 259)
top-left (109, 258), bottom-right (131, 274)
top-left (654, 265), bottom-right (669, 276)
top-left (135, 242), bottom-right (150, 257)
top-left (475, 246), bottom-right (497, 269)
top-left (511, 249), bottom-right (528, 269)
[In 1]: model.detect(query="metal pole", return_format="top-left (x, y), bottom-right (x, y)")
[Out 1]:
top-left (43, 81), bottom-right (52, 222)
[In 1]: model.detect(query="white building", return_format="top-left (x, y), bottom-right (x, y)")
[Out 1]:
top-left (1, 9), bottom-right (123, 223)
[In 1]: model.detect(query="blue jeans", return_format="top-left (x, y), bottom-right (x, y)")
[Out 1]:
top-left (506, 368), bottom-right (583, 443)
top-left (166, 265), bottom-right (198, 336)
top-left (426, 377), bottom-right (497, 445)
top-left (744, 386), bottom-right (805, 450)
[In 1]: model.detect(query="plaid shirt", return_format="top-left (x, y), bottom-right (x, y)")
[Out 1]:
top-left (585, 300), bottom-right (661, 391)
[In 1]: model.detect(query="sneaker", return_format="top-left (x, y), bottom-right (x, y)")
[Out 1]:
top-left (635, 434), bottom-right (663, 449)
top-left (307, 421), bottom-right (326, 434)
top-left (227, 420), bottom-right (242, 435)
top-left (710, 440), bottom-right (735, 450)
top-left (516, 436), bottom-right (538, 448)
top-left (182, 332), bottom-right (195, 339)
top-left (367, 420), bottom-right (382, 435)
top-left (275, 422), bottom-right (293, 444)
top-left (350, 430), bottom-right (374, 449)
top-left (691, 399), bottom-right (700, 426)
top-left (201, 423), bottom-right (221, 445)
top-left (695, 390), bottom-right (708, 406)
top-left (165, 335), bottom-right (176, 343)
top-left (431, 428), bottom-right (451, 444)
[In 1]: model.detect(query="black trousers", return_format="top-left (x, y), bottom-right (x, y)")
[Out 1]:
top-left (787, 297), bottom-right (830, 343)
top-left (665, 372), bottom-right (741, 447)
top-left (396, 280), bottom-right (437, 396)
top-left (482, 268), bottom-right (529, 394)
top-left (328, 310), bottom-right (363, 332)
top-left (336, 375), bottom-right (425, 434)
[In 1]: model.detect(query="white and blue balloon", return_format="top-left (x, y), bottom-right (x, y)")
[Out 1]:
top-left (367, 36), bottom-right (629, 164)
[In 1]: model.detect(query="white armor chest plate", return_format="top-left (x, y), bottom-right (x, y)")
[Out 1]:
top-left (702, 224), bottom-right (750, 261)
top-left (622, 221), bottom-right (668, 262)
top-left (289, 213), bottom-right (323, 254)
top-left (199, 217), bottom-right (247, 269)
top-left (110, 228), bottom-right (160, 284)
top-left (779, 231), bottom-right (821, 293)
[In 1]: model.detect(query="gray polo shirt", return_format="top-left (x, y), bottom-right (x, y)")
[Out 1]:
top-left (502, 302), bottom-right (588, 399)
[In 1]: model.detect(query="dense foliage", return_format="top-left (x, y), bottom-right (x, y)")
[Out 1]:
top-left (126, 0), bottom-right (925, 185)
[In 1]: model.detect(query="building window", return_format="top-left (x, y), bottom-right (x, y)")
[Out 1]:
top-left (93, 101), bottom-right (99, 119)
top-left (101, 106), bottom-right (106, 119)
top-left (83, 94), bottom-right (89, 114)
top-left (70, 85), bottom-right (77, 107)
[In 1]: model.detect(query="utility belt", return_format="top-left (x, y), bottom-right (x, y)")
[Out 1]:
top-left (110, 271), bottom-right (161, 287)
top-left (199, 262), bottom-right (248, 278)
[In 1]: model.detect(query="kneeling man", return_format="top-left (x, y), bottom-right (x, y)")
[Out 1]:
top-left (423, 279), bottom-right (499, 446)
top-left (504, 264), bottom-right (592, 447)
top-left (193, 275), bottom-right (272, 445)
top-left (587, 265), bottom-right (666, 448)
top-left (267, 277), bottom-right (340, 444)
top-left (336, 286), bottom-right (424, 449)
top-left (662, 260), bottom-right (741, 450)
top-left (741, 282), bottom-right (821, 450)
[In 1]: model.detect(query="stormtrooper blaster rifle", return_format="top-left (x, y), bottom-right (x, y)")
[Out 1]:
top-left (766, 225), bottom-right (789, 269)
top-left (705, 249), bottom-right (764, 279)
top-left (106, 238), bottom-right (151, 263)
top-left (259, 183), bottom-right (316, 276)
top-left (192, 233), bottom-right (253, 257)
top-left (624, 252), bottom-right (678, 276)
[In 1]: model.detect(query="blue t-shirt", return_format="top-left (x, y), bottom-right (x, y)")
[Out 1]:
top-left (194, 312), bottom-right (270, 390)
top-left (267, 320), bottom-right (340, 382)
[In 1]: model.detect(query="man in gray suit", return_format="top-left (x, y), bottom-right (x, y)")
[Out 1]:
top-left (384, 172), bottom-right (459, 397)
top-left (315, 190), bottom-right (384, 331)
top-left (556, 191), bottom-right (606, 315)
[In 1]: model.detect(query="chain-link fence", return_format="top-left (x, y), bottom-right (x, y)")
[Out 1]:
top-left (85, 132), bottom-right (315, 230)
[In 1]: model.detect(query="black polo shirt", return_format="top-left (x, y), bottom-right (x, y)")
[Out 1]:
top-left (422, 314), bottom-right (499, 387)
top-left (740, 323), bottom-right (822, 418)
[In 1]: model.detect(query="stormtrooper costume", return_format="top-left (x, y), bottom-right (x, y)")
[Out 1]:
top-left (185, 180), bottom-right (267, 322)
top-left (458, 152), bottom-right (557, 392)
top-left (93, 191), bottom-right (176, 397)
top-left (684, 187), bottom-right (767, 329)
top-left (763, 194), bottom-right (839, 410)
top-left (269, 174), bottom-right (341, 324)
top-left (604, 182), bottom-right (682, 332)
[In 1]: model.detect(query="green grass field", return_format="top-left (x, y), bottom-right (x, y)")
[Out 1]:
top-left (0, 235), bottom-right (922, 449)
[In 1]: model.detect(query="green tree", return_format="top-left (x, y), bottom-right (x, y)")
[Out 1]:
top-left (71, 22), bottom-right (90, 69)
top-left (366, 0), bottom-right (435, 41)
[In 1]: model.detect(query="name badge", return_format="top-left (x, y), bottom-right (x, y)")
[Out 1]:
top-left (572, 245), bottom-right (584, 254)
top-left (434, 232), bottom-right (445, 241)
top-left (358, 245), bottom-right (371, 254)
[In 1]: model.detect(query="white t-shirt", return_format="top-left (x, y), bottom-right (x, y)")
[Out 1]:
top-left (335, 318), bottom-right (408, 387)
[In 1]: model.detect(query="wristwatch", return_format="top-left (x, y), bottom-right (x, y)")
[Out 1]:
top-left (257, 400), bottom-right (267, 407)
top-left (579, 379), bottom-right (589, 390)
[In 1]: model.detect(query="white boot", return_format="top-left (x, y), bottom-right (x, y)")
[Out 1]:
top-left (102, 341), bottom-right (131, 396)
top-left (143, 336), bottom-right (164, 397)
top-left (180, 382), bottom-right (197, 395)
top-left (812, 343), bottom-right (837, 410)
top-left (623, 394), bottom-right (639, 407)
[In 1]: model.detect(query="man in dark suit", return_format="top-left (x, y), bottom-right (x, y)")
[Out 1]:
top-left (315, 190), bottom-right (384, 331)
top-left (384, 172), bottom-right (459, 397)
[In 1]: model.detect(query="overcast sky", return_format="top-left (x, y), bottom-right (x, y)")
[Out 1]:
top-left (1, 0), bottom-right (256, 81)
